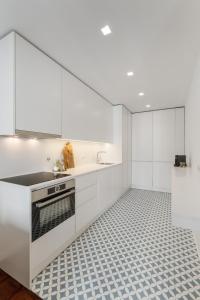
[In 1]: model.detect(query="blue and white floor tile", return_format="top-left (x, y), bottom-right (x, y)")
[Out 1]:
top-left (32, 189), bottom-right (200, 300)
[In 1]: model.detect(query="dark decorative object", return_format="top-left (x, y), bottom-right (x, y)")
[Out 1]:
top-left (174, 155), bottom-right (187, 167)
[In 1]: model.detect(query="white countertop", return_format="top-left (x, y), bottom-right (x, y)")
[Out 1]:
top-left (29, 162), bottom-right (122, 190)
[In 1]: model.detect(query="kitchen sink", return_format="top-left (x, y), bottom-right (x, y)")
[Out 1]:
top-left (98, 162), bottom-right (114, 165)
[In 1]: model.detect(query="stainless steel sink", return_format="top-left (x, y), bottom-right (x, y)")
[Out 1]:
top-left (99, 163), bottom-right (114, 166)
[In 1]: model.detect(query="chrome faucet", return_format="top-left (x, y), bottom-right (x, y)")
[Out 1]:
top-left (96, 151), bottom-right (106, 164)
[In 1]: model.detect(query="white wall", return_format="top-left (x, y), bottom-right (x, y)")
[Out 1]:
top-left (171, 54), bottom-right (200, 252)
top-left (0, 137), bottom-right (117, 178)
top-left (172, 53), bottom-right (200, 234)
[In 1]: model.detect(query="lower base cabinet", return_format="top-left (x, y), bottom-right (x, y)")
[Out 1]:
top-left (76, 195), bottom-right (99, 233)
top-left (75, 164), bottom-right (124, 235)
top-left (132, 161), bottom-right (172, 192)
top-left (98, 164), bottom-right (125, 213)
top-left (153, 162), bottom-right (172, 192)
top-left (132, 161), bottom-right (153, 190)
top-left (32, 164), bottom-right (126, 279)
top-left (113, 164), bottom-right (123, 200)
top-left (75, 175), bottom-right (99, 234)
top-left (98, 167), bottom-right (114, 212)
top-left (122, 161), bottom-right (132, 193)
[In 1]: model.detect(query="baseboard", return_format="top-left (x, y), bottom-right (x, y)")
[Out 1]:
top-left (131, 185), bottom-right (152, 191)
top-left (131, 185), bottom-right (171, 193)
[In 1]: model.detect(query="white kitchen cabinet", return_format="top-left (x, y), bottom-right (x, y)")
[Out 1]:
top-left (132, 112), bottom-right (153, 161)
top-left (76, 165), bottom-right (123, 234)
top-left (127, 112), bottom-right (132, 188)
top-left (153, 109), bottom-right (175, 162)
top-left (76, 184), bottom-right (97, 208)
top-left (122, 161), bottom-right (130, 193)
top-left (0, 32), bottom-right (62, 137)
top-left (98, 167), bottom-right (114, 212)
top-left (75, 172), bottom-right (99, 233)
top-left (76, 195), bottom-right (99, 233)
top-left (15, 35), bottom-right (62, 136)
top-left (175, 107), bottom-right (185, 155)
top-left (62, 69), bottom-right (113, 142)
top-left (76, 173), bottom-right (97, 192)
top-left (132, 108), bottom-right (184, 192)
top-left (122, 107), bottom-right (128, 162)
top-left (112, 164), bottom-right (123, 200)
top-left (153, 162), bottom-right (172, 192)
top-left (127, 111), bottom-right (132, 163)
top-left (113, 105), bottom-right (132, 190)
top-left (132, 162), bottom-right (153, 190)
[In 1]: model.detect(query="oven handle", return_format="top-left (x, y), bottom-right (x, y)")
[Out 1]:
top-left (35, 189), bottom-right (75, 208)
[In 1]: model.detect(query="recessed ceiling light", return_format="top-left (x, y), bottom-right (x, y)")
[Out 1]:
top-left (101, 25), bottom-right (112, 36)
top-left (146, 104), bottom-right (151, 108)
top-left (127, 71), bottom-right (134, 77)
top-left (138, 92), bottom-right (144, 96)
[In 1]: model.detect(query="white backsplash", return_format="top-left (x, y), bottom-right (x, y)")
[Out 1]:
top-left (0, 137), bottom-right (118, 178)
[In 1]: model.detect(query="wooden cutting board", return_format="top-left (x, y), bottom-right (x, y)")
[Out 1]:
top-left (62, 142), bottom-right (75, 169)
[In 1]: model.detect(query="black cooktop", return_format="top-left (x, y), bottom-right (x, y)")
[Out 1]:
top-left (0, 172), bottom-right (71, 186)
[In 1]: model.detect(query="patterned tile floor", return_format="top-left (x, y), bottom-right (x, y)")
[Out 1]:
top-left (32, 189), bottom-right (200, 300)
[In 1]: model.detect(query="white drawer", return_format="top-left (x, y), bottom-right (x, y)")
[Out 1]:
top-left (76, 197), bottom-right (99, 233)
top-left (76, 184), bottom-right (97, 208)
top-left (76, 173), bottom-right (97, 191)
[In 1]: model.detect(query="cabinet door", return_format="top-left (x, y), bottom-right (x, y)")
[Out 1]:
top-left (128, 161), bottom-right (132, 188)
top-left (153, 109), bottom-right (175, 162)
top-left (127, 111), bottom-right (132, 162)
top-left (122, 107), bottom-right (128, 162)
top-left (62, 70), bottom-right (113, 142)
top-left (76, 196), bottom-right (98, 233)
top-left (98, 168), bottom-right (113, 212)
top-left (15, 35), bottom-right (62, 136)
top-left (132, 112), bottom-right (153, 161)
top-left (122, 161), bottom-right (129, 193)
top-left (132, 162), bottom-right (153, 190)
top-left (175, 108), bottom-right (185, 155)
top-left (113, 164), bottom-right (123, 200)
top-left (76, 173), bottom-right (97, 192)
top-left (153, 162), bottom-right (172, 192)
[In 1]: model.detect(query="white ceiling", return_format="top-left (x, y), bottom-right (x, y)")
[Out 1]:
top-left (1, 0), bottom-right (200, 112)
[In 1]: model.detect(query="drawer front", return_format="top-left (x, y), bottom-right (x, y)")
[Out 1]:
top-left (76, 197), bottom-right (99, 233)
top-left (76, 184), bottom-right (97, 208)
top-left (76, 173), bottom-right (97, 191)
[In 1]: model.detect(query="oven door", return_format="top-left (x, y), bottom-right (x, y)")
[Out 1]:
top-left (32, 188), bottom-right (75, 242)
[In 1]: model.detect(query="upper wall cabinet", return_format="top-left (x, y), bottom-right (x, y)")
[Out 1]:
top-left (62, 70), bottom-right (113, 143)
top-left (0, 32), bottom-right (62, 137)
top-left (153, 109), bottom-right (175, 162)
top-left (15, 35), bottom-right (62, 136)
top-left (132, 112), bottom-right (153, 161)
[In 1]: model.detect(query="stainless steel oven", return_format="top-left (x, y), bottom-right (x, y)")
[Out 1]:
top-left (32, 179), bottom-right (75, 242)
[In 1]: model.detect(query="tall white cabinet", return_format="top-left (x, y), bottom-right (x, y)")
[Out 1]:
top-left (113, 105), bottom-right (132, 193)
top-left (132, 108), bottom-right (185, 192)
top-left (132, 112), bottom-right (153, 190)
